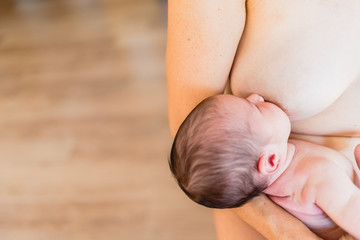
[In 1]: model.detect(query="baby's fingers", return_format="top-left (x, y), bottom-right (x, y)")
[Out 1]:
top-left (355, 144), bottom-right (360, 169)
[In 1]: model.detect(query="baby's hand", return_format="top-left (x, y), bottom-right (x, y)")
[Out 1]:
top-left (355, 144), bottom-right (360, 169)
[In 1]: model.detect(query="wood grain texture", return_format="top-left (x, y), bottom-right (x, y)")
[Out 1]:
top-left (0, 0), bottom-right (215, 239)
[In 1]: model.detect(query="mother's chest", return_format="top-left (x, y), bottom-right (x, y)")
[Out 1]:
top-left (231, 0), bottom-right (360, 112)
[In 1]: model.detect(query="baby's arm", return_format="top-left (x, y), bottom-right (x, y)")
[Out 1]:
top-left (316, 169), bottom-right (360, 239)
top-left (355, 144), bottom-right (360, 170)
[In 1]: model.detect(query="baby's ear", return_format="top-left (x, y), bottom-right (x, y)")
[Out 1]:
top-left (257, 152), bottom-right (280, 175)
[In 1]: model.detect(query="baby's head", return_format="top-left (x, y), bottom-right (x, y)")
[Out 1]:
top-left (169, 94), bottom-right (291, 209)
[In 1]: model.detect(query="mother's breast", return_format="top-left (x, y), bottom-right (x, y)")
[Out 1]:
top-left (290, 79), bottom-right (360, 137)
top-left (230, 0), bottom-right (360, 124)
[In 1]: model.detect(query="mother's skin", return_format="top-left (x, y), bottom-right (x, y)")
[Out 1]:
top-left (167, 0), bottom-right (360, 239)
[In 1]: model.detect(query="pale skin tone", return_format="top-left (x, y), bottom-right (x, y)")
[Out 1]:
top-left (167, 0), bottom-right (360, 239)
top-left (224, 93), bottom-right (360, 239)
top-left (263, 139), bottom-right (360, 240)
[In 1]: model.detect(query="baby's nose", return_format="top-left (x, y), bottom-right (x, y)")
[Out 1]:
top-left (246, 93), bottom-right (265, 103)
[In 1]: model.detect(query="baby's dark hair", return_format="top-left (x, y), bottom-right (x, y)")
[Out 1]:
top-left (169, 94), bottom-right (268, 209)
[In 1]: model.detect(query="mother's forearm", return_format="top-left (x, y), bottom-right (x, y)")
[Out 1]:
top-left (232, 195), bottom-right (322, 240)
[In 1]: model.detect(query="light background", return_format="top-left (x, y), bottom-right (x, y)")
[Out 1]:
top-left (0, 0), bottom-right (215, 239)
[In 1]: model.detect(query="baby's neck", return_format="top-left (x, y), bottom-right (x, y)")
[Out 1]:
top-left (267, 142), bottom-right (296, 186)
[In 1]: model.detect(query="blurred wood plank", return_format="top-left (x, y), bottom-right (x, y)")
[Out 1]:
top-left (0, 0), bottom-right (215, 239)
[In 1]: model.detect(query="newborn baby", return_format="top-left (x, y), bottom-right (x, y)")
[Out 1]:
top-left (169, 94), bottom-right (360, 240)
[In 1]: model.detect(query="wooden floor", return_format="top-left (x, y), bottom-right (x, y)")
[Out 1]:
top-left (0, 0), bottom-right (215, 239)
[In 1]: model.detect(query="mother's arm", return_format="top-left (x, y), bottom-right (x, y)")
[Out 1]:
top-left (167, 0), bottom-right (320, 239)
top-left (166, 0), bottom-right (244, 134)
top-left (234, 195), bottom-right (322, 240)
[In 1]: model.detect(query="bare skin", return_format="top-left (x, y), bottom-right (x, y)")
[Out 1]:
top-left (356, 145), bottom-right (360, 168)
top-left (167, 0), bottom-right (360, 239)
top-left (264, 140), bottom-right (360, 240)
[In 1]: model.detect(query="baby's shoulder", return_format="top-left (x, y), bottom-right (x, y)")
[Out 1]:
top-left (291, 139), bottom-right (350, 173)
top-left (291, 140), bottom-right (354, 187)
top-left (290, 139), bottom-right (346, 159)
